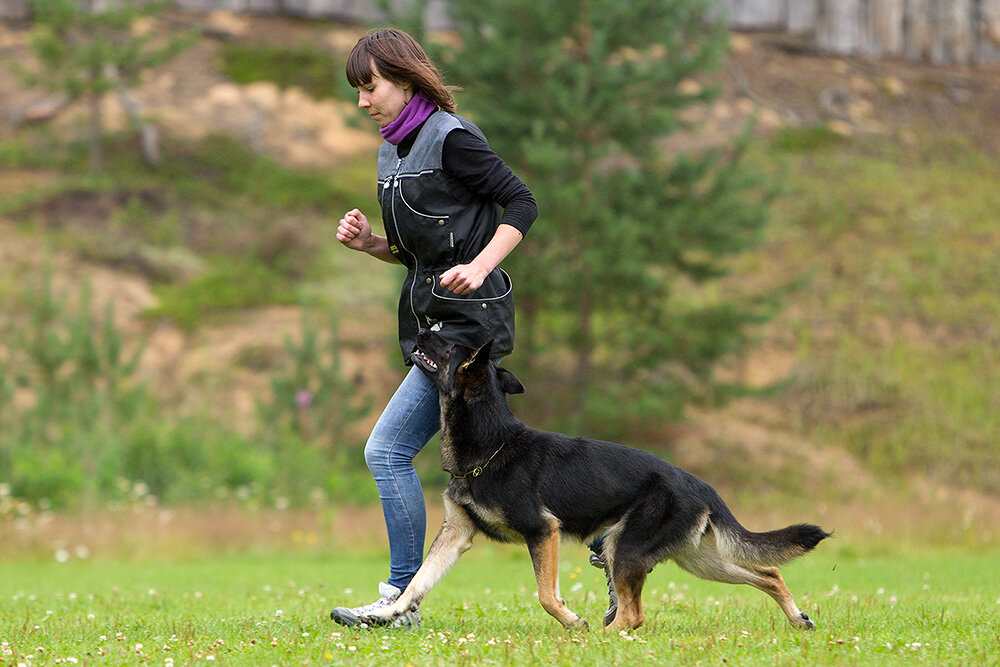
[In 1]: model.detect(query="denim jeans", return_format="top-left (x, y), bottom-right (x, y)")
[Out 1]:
top-left (364, 361), bottom-right (601, 591)
top-left (364, 365), bottom-right (441, 591)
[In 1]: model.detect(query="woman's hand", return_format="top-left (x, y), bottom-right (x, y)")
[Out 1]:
top-left (337, 209), bottom-right (374, 252)
top-left (439, 224), bottom-right (524, 294)
top-left (440, 261), bottom-right (489, 295)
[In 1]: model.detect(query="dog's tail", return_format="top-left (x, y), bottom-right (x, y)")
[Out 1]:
top-left (727, 523), bottom-right (831, 568)
top-left (710, 500), bottom-right (831, 568)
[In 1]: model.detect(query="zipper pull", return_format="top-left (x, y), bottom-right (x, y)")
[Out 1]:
top-left (394, 157), bottom-right (405, 185)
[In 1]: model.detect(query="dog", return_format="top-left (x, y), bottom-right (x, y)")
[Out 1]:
top-left (360, 331), bottom-right (831, 632)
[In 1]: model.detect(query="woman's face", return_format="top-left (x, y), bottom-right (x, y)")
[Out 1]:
top-left (356, 68), bottom-right (412, 128)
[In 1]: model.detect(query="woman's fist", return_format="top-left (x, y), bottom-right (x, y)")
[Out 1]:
top-left (337, 209), bottom-right (373, 251)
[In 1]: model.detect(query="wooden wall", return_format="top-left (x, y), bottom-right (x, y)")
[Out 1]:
top-left (2, 0), bottom-right (999, 64)
top-left (721, 0), bottom-right (1000, 63)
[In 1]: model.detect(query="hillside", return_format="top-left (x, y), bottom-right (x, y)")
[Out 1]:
top-left (1, 11), bottom-right (998, 547)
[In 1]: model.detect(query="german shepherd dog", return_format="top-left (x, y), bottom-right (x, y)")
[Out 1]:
top-left (360, 331), bottom-right (830, 632)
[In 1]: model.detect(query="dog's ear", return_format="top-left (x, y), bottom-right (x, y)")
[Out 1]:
top-left (463, 339), bottom-right (494, 372)
top-left (496, 367), bottom-right (525, 394)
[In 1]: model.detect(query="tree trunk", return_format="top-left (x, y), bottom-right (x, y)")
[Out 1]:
top-left (88, 92), bottom-right (103, 174)
top-left (107, 64), bottom-right (162, 167)
top-left (572, 278), bottom-right (593, 421)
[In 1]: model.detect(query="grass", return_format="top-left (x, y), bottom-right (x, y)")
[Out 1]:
top-left (755, 131), bottom-right (1000, 493)
top-left (219, 42), bottom-right (356, 104)
top-left (0, 544), bottom-right (997, 665)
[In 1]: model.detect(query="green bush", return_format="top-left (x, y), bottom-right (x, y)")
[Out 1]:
top-left (0, 272), bottom-right (375, 510)
top-left (771, 123), bottom-right (847, 152)
top-left (220, 42), bottom-right (354, 102)
top-left (146, 263), bottom-right (298, 330)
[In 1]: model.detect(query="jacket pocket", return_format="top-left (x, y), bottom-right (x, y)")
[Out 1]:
top-left (396, 175), bottom-right (455, 263)
top-left (417, 269), bottom-right (515, 354)
top-left (430, 267), bottom-right (512, 304)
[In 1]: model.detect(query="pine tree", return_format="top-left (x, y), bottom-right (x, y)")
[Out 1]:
top-left (21, 0), bottom-right (193, 172)
top-left (387, 1), bottom-right (778, 432)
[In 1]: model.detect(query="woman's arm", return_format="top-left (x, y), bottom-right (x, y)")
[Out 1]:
top-left (438, 129), bottom-right (537, 294)
top-left (337, 208), bottom-right (401, 264)
top-left (439, 223), bottom-right (523, 294)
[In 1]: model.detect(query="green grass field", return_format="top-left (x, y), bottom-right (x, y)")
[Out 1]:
top-left (1, 543), bottom-right (997, 665)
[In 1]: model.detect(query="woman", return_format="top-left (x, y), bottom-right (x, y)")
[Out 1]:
top-left (329, 28), bottom-right (537, 629)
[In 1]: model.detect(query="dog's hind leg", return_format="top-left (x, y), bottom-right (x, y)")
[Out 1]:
top-left (362, 495), bottom-right (477, 625)
top-left (603, 563), bottom-right (647, 632)
top-left (526, 521), bottom-right (588, 630)
top-left (745, 566), bottom-right (814, 629)
top-left (674, 528), bottom-right (814, 629)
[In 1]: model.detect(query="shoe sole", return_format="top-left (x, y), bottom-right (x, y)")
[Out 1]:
top-left (330, 607), bottom-right (420, 630)
top-left (330, 607), bottom-right (361, 627)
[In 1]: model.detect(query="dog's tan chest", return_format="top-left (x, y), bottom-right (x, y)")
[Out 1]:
top-left (446, 482), bottom-right (522, 543)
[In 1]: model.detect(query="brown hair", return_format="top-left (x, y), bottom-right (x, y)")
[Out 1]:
top-left (346, 28), bottom-right (456, 113)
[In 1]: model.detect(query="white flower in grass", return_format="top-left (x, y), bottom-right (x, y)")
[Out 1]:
top-left (55, 549), bottom-right (70, 563)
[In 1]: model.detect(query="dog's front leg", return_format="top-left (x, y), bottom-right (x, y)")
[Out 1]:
top-left (362, 495), bottom-right (476, 625)
top-left (526, 527), bottom-right (589, 630)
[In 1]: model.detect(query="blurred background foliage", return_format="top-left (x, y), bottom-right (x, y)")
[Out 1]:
top-left (0, 0), bottom-right (998, 520)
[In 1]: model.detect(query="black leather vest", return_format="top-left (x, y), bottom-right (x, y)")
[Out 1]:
top-left (377, 110), bottom-right (515, 363)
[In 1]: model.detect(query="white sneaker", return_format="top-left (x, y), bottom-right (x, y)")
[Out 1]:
top-left (330, 582), bottom-right (420, 629)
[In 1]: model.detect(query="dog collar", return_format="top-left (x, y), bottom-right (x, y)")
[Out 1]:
top-left (447, 430), bottom-right (526, 479)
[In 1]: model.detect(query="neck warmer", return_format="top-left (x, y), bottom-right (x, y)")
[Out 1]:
top-left (380, 91), bottom-right (437, 145)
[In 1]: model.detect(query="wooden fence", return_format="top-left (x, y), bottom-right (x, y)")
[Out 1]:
top-left (3, 0), bottom-right (999, 64)
top-left (722, 0), bottom-right (1000, 64)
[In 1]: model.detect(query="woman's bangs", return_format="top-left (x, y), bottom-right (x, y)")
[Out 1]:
top-left (346, 46), bottom-right (375, 88)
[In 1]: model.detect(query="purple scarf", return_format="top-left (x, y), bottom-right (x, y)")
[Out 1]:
top-left (380, 91), bottom-right (437, 145)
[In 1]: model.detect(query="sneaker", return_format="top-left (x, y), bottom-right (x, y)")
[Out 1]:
top-left (330, 582), bottom-right (421, 629)
top-left (589, 552), bottom-right (606, 568)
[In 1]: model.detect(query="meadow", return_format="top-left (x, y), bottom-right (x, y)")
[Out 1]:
top-left (1, 540), bottom-right (998, 666)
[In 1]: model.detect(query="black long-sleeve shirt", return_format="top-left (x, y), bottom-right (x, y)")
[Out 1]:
top-left (396, 125), bottom-right (537, 236)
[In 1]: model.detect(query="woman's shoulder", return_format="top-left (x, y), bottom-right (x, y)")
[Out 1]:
top-left (423, 110), bottom-right (485, 140)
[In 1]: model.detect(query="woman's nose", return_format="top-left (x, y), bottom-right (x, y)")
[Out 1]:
top-left (358, 94), bottom-right (370, 108)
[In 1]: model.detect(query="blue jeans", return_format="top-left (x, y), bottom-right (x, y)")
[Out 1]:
top-left (364, 361), bottom-right (602, 591)
top-left (364, 365), bottom-right (441, 591)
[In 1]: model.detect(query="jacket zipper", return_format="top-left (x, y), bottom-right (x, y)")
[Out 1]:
top-left (389, 157), bottom-right (424, 333)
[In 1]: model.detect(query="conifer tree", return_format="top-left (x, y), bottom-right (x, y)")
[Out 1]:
top-left (22, 0), bottom-right (193, 172)
top-left (388, 1), bottom-right (778, 431)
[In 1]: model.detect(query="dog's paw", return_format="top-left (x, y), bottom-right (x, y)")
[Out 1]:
top-left (359, 607), bottom-right (396, 626)
top-left (359, 602), bottom-right (421, 629)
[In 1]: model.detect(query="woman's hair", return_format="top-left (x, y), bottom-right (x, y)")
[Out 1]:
top-left (346, 28), bottom-right (456, 113)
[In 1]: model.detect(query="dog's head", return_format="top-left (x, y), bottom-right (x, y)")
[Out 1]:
top-left (412, 330), bottom-right (524, 401)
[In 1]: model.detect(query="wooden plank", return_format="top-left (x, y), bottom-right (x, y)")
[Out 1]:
top-left (927, 0), bottom-right (973, 64)
top-left (904, 0), bottom-right (932, 61)
top-left (868, 0), bottom-right (905, 57)
top-left (0, 0), bottom-right (31, 22)
top-left (980, 0), bottom-right (1000, 63)
top-left (818, 0), bottom-right (864, 54)
top-left (787, 0), bottom-right (819, 34)
top-left (728, 0), bottom-right (786, 29)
